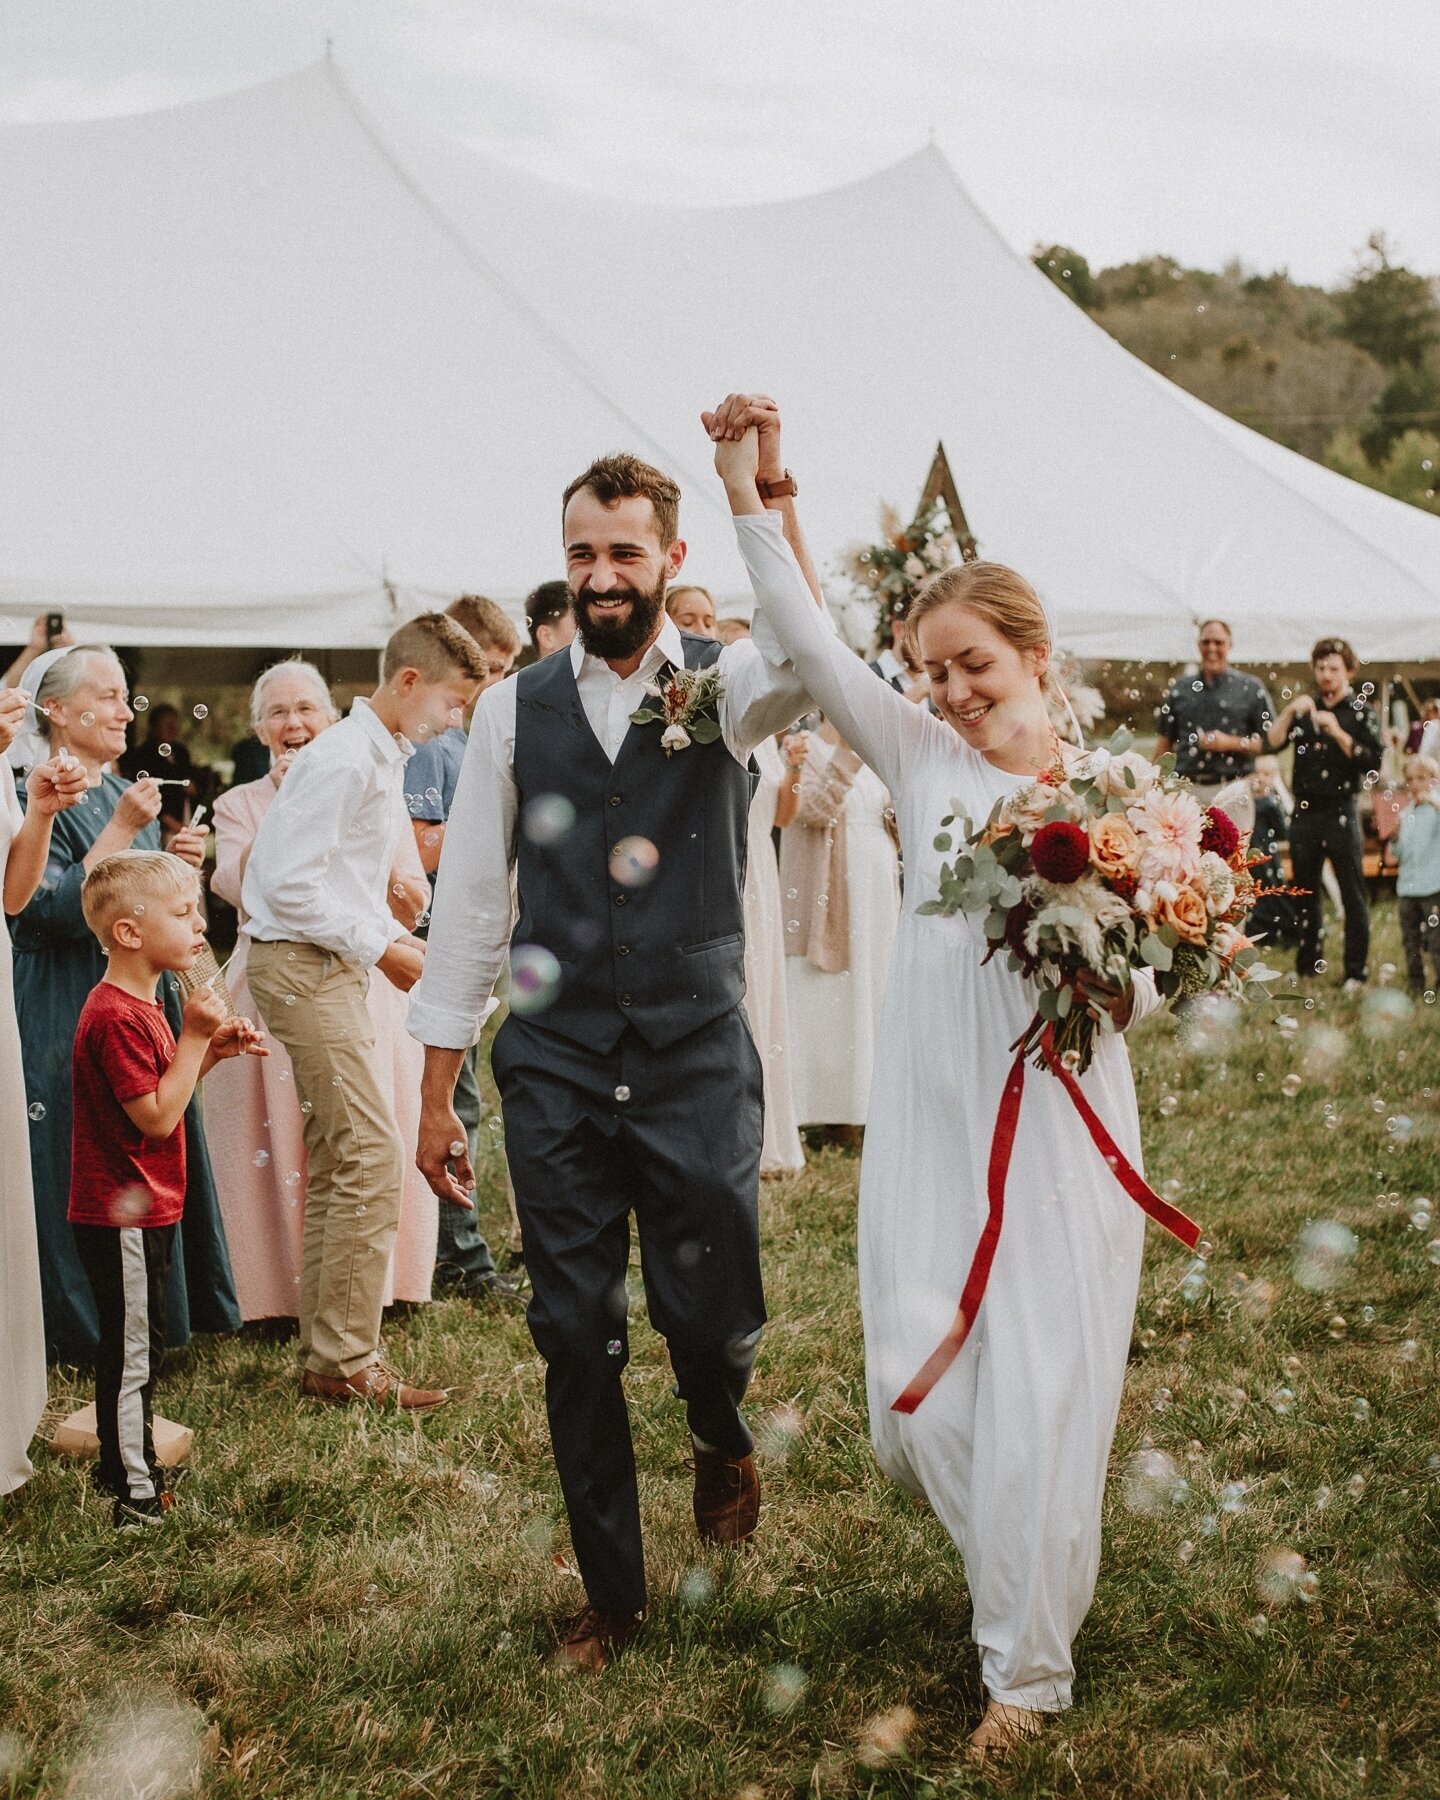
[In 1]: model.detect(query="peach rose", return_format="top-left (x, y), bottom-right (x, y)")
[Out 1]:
top-left (1159, 883), bottom-right (1210, 945)
top-left (1088, 812), bottom-right (1141, 879)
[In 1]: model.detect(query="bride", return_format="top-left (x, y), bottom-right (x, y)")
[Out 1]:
top-left (706, 394), bottom-right (1161, 1755)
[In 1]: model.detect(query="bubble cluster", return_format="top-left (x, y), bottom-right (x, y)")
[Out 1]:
top-left (1122, 1448), bottom-right (1188, 1516)
top-left (1257, 1547), bottom-right (1314, 1606)
top-left (761, 1664), bottom-right (808, 1715)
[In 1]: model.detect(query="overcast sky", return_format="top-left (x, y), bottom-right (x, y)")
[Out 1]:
top-left (2, 0), bottom-right (1437, 287)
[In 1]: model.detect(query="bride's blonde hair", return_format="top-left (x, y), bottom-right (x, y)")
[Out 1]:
top-left (907, 562), bottom-right (1060, 701)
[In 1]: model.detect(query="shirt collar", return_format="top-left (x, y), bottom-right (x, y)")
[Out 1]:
top-left (350, 695), bottom-right (411, 764)
top-left (570, 613), bottom-right (685, 681)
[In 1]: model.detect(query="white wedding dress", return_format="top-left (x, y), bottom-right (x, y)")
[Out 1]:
top-left (743, 736), bottom-right (805, 1174)
top-left (737, 511), bottom-right (1160, 1712)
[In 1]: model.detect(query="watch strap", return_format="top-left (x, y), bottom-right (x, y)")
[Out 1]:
top-left (755, 469), bottom-right (798, 500)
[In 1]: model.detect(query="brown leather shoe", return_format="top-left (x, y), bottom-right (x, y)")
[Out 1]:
top-left (300, 1363), bottom-right (449, 1410)
top-left (550, 1605), bottom-right (642, 1673)
top-left (692, 1445), bottom-right (760, 1545)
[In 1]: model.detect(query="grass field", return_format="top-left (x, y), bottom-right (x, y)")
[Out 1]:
top-left (2, 901), bottom-right (1437, 1798)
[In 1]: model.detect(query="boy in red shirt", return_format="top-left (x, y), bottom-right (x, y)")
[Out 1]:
top-left (72, 850), bottom-right (266, 1528)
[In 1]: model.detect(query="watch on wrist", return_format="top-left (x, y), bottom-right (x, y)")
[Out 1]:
top-left (755, 469), bottom-right (798, 501)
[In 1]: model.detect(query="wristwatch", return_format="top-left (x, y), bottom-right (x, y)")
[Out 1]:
top-left (755, 469), bottom-right (798, 500)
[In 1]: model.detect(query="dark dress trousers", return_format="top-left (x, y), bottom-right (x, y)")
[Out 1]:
top-left (495, 633), bottom-right (764, 1619)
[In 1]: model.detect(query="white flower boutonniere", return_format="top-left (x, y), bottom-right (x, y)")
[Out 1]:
top-left (630, 666), bottom-right (724, 755)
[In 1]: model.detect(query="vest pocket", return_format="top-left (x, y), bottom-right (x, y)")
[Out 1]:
top-left (679, 932), bottom-right (742, 957)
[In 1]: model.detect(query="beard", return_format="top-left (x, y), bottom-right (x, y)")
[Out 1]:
top-left (573, 574), bottom-right (668, 662)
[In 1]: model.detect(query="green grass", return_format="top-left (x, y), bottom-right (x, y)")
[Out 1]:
top-left (2, 901), bottom-right (1437, 1798)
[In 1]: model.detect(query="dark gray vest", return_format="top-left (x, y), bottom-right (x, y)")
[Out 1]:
top-left (511, 635), bottom-right (752, 1052)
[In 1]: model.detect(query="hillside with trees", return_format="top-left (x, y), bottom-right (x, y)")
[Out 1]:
top-left (1033, 236), bottom-right (1440, 517)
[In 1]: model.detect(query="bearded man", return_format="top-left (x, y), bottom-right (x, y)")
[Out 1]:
top-left (409, 432), bottom-right (820, 1669)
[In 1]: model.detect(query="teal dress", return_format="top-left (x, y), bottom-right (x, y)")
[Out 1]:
top-left (10, 773), bottom-right (240, 1365)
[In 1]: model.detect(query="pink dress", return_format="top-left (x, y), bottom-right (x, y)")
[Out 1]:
top-left (204, 775), bottom-right (437, 1318)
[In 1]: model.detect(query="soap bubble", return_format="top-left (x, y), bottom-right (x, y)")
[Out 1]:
top-left (757, 1403), bottom-right (806, 1460)
top-left (761, 1664), bottom-right (808, 1715)
top-left (157, 742), bottom-right (173, 759)
top-left (27, 1100), bottom-right (45, 1122)
top-left (192, 704), bottom-right (208, 721)
top-left (1158, 1093), bottom-right (1179, 1117)
top-left (1280, 1073), bottom-right (1303, 1098)
top-left (1361, 988), bottom-right (1411, 1041)
top-left (65, 1689), bottom-right (206, 1800)
top-left (1239, 1277), bottom-right (1277, 1321)
top-left (508, 944), bottom-right (561, 1015)
top-left (133, 695), bottom-right (149, 711)
top-left (678, 1568), bottom-right (714, 1609)
top-left (1346, 1473), bottom-right (1367, 1499)
top-left (1257, 1547), bottom-right (1311, 1606)
top-left (1151, 1387), bottom-right (1173, 1413)
top-left (1327, 1314), bottom-right (1347, 1340)
top-left (613, 1084), bottom-right (631, 1103)
top-left (609, 836), bottom-right (660, 887)
top-left (80, 710), bottom-right (95, 726)
top-left (111, 1186), bottom-right (150, 1224)
top-left (1179, 1258), bottom-right (1208, 1303)
top-left (1122, 1448), bottom-right (1188, 1516)
top-left (253, 1149), bottom-right (270, 1168)
top-left (1350, 1397), bottom-right (1371, 1422)
top-left (1268, 1386), bottom-right (1296, 1415)
top-left (1291, 1220), bottom-right (1356, 1292)
top-left (448, 1140), bottom-right (466, 1158)
top-left (1248, 1613), bottom-right (1269, 1637)
top-left (1302, 1024), bottom-right (1347, 1075)
top-left (1183, 993), bottom-right (1240, 1055)
top-left (606, 1339), bottom-right (623, 1357)
top-left (522, 793), bottom-right (576, 846)
top-left (856, 1705), bottom-right (917, 1770)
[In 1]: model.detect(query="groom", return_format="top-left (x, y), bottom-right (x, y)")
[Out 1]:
top-left (411, 429), bottom-right (820, 1669)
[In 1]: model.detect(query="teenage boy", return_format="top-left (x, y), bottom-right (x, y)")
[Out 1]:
top-left (72, 850), bottom-right (265, 1529)
top-left (244, 614), bottom-right (487, 1409)
top-left (1268, 636), bottom-right (1383, 990)
top-left (405, 596), bottom-right (522, 1302)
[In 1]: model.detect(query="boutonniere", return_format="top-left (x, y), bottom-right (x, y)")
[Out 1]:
top-left (629, 666), bottom-right (725, 755)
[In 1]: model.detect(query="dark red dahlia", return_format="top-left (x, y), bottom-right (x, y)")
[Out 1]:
top-left (1030, 820), bottom-right (1090, 884)
top-left (1002, 901), bottom-right (1039, 973)
top-left (1200, 806), bottom-right (1241, 859)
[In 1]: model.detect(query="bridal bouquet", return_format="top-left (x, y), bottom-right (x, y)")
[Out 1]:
top-left (917, 728), bottom-right (1279, 1075)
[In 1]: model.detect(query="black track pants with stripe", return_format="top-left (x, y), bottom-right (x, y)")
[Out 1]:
top-left (72, 1223), bottom-right (176, 1503)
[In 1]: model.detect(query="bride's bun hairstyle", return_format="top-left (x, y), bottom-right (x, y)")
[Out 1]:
top-left (906, 563), bottom-right (1061, 702)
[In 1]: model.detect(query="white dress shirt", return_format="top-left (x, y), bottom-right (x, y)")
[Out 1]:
top-left (242, 697), bottom-right (411, 969)
top-left (407, 609), bottom-right (814, 1050)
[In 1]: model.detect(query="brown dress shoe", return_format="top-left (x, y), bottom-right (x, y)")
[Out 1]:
top-left (550, 1605), bottom-right (642, 1673)
top-left (692, 1445), bottom-right (760, 1545)
top-left (300, 1363), bottom-right (448, 1410)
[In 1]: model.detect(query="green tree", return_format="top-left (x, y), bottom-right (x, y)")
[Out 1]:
top-left (1032, 244), bottom-right (1095, 309)
top-left (1324, 426), bottom-right (1440, 516)
top-left (1336, 233), bottom-right (1439, 368)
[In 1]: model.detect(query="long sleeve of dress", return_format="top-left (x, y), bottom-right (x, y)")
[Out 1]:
top-left (209, 788), bottom-right (251, 911)
top-left (735, 511), bottom-right (943, 800)
top-left (9, 800), bottom-right (90, 946)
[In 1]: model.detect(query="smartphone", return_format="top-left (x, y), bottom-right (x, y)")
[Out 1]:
top-left (45, 612), bottom-right (64, 646)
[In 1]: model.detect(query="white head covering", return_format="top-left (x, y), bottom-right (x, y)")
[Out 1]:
top-left (5, 645), bottom-right (74, 773)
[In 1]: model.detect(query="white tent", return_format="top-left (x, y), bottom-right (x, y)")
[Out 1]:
top-left (2, 60), bottom-right (1437, 659)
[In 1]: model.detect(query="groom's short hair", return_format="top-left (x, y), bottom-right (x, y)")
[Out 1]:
top-left (563, 453), bottom-right (681, 550)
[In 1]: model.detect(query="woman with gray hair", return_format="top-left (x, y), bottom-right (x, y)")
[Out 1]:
top-left (9, 644), bottom-right (239, 1364)
top-left (206, 660), bottom-right (440, 1321)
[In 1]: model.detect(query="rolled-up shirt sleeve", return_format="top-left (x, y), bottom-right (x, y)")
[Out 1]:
top-left (407, 684), bottom-right (518, 1050)
top-left (716, 572), bottom-right (823, 760)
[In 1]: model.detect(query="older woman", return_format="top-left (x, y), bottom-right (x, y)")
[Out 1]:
top-left (1, 684), bottom-right (88, 1489)
top-left (9, 646), bottom-right (239, 1365)
top-left (205, 660), bottom-right (438, 1320)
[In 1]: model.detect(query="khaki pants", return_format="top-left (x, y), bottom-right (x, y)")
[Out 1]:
top-left (247, 940), bottom-right (405, 1378)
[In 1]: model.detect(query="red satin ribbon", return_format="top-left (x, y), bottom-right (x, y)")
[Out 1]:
top-left (890, 1032), bottom-right (1202, 1417)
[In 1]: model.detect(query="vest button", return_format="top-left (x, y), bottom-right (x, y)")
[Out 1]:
top-left (617, 944), bottom-right (630, 955)
top-left (620, 994), bottom-right (633, 1006)
top-left (609, 794), bottom-right (622, 806)
top-left (613, 893), bottom-right (627, 906)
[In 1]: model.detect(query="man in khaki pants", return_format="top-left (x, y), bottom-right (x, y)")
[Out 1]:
top-left (244, 615), bottom-right (487, 1408)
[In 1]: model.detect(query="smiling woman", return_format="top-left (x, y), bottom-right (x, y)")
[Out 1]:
top-left (10, 646), bottom-right (240, 1365)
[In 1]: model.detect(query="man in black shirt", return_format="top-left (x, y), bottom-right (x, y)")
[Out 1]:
top-left (1156, 620), bottom-right (1274, 801)
top-left (1268, 636), bottom-right (1383, 989)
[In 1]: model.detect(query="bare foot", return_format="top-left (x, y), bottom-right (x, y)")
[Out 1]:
top-left (966, 1700), bottom-right (1047, 1761)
